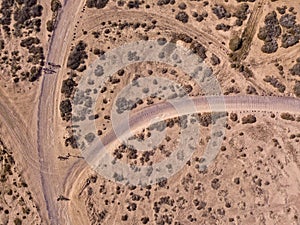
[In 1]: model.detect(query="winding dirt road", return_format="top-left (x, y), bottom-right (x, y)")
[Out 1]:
top-left (36, 2), bottom-right (300, 225)
top-left (85, 95), bottom-right (300, 163)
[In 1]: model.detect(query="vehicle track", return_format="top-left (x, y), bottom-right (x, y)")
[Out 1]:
top-left (37, 0), bottom-right (85, 224)
top-left (235, 0), bottom-right (266, 62)
top-left (37, 2), bottom-right (300, 225)
top-left (85, 95), bottom-right (300, 162)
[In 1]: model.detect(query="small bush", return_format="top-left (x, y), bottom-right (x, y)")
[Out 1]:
top-left (293, 82), bottom-right (300, 97)
top-left (86, 0), bottom-right (109, 9)
top-left (175, 11), bottom-right (189, 23)
top-left (280, 113), bottom-right (295, 121)
top-left (229, 36), bottom-right (242, 51)
top-left (212, 5), bottom-right (228, 19)
top-left (261, 40), bottom-right (278, 53)
top-left (60, 99), bottom-right (72, 114)
top-left (14, 218), bottom-right (22, 225)
top-left (61, 77), bottom-right (77, 98)
top-left (67, 41), bottom-right (87, 70)
top-left (51, 0), bottom-right (62, 12)
top-left (242, 114), bottom-right (256, 124)
top-left (46, 20), bottom-right (54, 32)
top-left (279, 14), bottom-right (296, 28)
top-left (290, 62), bottom-right (300, 76)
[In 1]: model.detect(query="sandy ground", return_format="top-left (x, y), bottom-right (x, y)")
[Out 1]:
top-left (0, 0), bottom-right (299, 224)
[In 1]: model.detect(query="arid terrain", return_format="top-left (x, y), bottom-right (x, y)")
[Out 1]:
top-left (0, 0), bottom-right (299, 224)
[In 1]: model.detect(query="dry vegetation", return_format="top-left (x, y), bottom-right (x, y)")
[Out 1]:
top-left (58, 0), bottom-right (300, 224)
top-left (0, 138), bottom-right (41, 225)
top-left (0, 0), bottom-right (299, 224)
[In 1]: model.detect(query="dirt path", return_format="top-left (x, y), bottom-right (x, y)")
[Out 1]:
top-left (36, 0), bottom-right (85, 224)
top-left (36, 2), bottom-right (300, 225)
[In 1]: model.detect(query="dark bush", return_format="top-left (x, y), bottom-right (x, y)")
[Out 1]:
top-left (290, 62), bottom-right (300, 76)
top-left (211, 54), bottom-right (220, 65)
top-left (65, 135), bottom-right (78, 148)
top-left (127, 0), bottom-right (140, 9)
top-left (29, 66), bottom-right (42, 82)
top-left (0, 39), bottom-right (4, 50)
top-left (175, 11), bottom-right (189, 23)
top-left (14, 7), bottom-right (31, 24)
top-left (281, 33), bottom-right (299, 48)
top-left (178, 2), bottom-right (186, 10)
top-left (293, 82), bottom-right (300, 97)
top-left (2, 0), bottom-right (15, 7)
top-left (67, 41), bottom-right (87, 70)
top-left (230, 113), bottom-right (238, 122)
top-left (198, 113), bottom-right (212, 127)
top-left (233, 3), bottom-right (249, 21)
top-left (212, 5), bottom-right (228, 19)
top-left (257, 11), bottom-right (281, 54)
top-left (242, 114), bottom-right (256, 124)
top-left (0, 8), bottom-right (12, 25)
top-left (86, 0), bottom-right (109, 9)
top-left (257, 23), bottom-right (281, 41)
top-left (31, 4), bottom-right (43, 17)
top-left (25, 0), bottom-right (37, 7)
top-left (16, 0), bottom-right (25, 4)
top-left (280, 113), bottom-right (295, 121)
top-left (60, 99), bottom-right (72, 118)
top-left (13, 218), bottom-right (22, 225)
top-left (191, 42), bottom-right (207, 59)
top-left (261, 40), bottom-right (278, 53)
top-left (263, 75), bottom-right (285, 92)
top-left (211, 178), bottom-right (220, 190)
top-left (246, 85), bottom-right (257, 94)
top-left (216, 23), bottom-right (230, 31)
top-left (276, 6), bottom-right (286, 15)
top-left (229, 36), bottom-right (242, 51)
top-left (279, 14), bottom-right (296, 28)
top-left (157, 0), bottom-right (170, 6)
top-left (61, 77), bottom-right (77, 98)
top-left (20, 37), bottom-right (40, 48)
top-left (46, 20), bottom-right (54, 32)
top-left (176, 33), bottom-right (193, 43)
top-left (51, 0), bottom-right (62, 12)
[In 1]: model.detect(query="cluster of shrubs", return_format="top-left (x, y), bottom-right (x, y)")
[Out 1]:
top-left (212, 4), bottom-right (230, 19)
top-left (46, 0), bottom-right (61, 32)
top-left (241, 114), bottom-right (256, 124)
top-left (191, 42), bottom-right (207, 60)
top-left (67, 41), bottom-right (88, 70)
top-left (173, 33), bottom-right (193, 43)
top-left (293, 82), bottom-right (300, 97)
top-left (236, 0), bottom-right (255, 2)
top-left (19, 36), bottom-right (44, 81)
top-left (126, 0), bottom-right (143, 9)
top-left (86, 0), bottom-right (109, 9)
top-left (61, 77), bottom-right (78, 98)
top-left (257, 11), bottom-right (281, 54)
top-left (258, 11), bottom-right (300, 53)
top-left (157, 0), bottom-right (175, 6)
top-left (216, 23), bottom-right (230, 31)
top-left (233, 3), bottom-right (249, 26)
top-left (229, 36), bottom-right (242, 51)
top-left (0, 39), bottom-right (5, 50)
top-left (60, 99), bottom-right (72, 121)
top-left (51, 0), bottom-right (62, 12)
top-left (175, 11), bottom-right (189, 23)
top-left (290, 58), bottom-right (300, 76)
top-left (263, 75), bottom-right (286, 93)
top-left (0, 0), bottom-right (14, 28)
top-left (280, 113), bottom-right (295, 121)
top-left (280, 14), bottom-right (300, 48)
